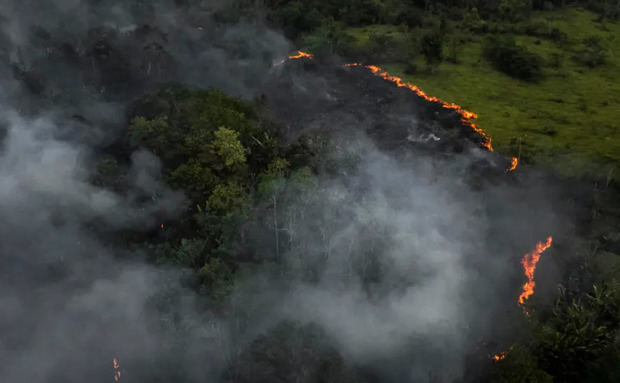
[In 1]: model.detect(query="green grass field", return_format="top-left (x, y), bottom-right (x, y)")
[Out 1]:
top-left (345, 9), bottom-right (620, 179)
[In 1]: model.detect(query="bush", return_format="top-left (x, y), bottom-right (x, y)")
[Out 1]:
top-left (576, 35), bottom-right (609, 67)
top-left (499, 0), bottom-right (534, 22)
top-left (462, 7), bottom-right (487, 33)
top-left (482, 35), bottom-right (543, 81)
top-left (421, 30), bottom-right (444, 67)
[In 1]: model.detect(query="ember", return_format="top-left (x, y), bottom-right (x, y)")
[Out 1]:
top-left (492, 351), bottom-right (506, 361)
top-left (113, 358), bottom-right (121, 382)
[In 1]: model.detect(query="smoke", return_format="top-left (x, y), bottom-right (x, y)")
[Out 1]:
top-left (0, 0), bottom-right (291, 101)
top-left (0, 1), bottom-right (289, 382)
top-left (0, 2), bottom-right (575, 382)
top-left (226, 129), bottom-right (569, 381)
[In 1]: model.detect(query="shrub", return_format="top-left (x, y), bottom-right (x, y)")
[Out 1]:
top-left (499, 0), bottom-right (534, 22)
top-left (482, 35), bottom-right (543, 81)
top-left (421, 30), bottom-right (444, 66)
top-left (576, 35), bottom-right (609, 67)
top-left (462, 7), bottom-right (487, 33)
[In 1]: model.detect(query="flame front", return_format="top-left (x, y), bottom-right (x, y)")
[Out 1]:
top-left (113, 358), bottom-right (121, 382)
top-left (346, 63), bottom-right (493, 151)
top-left (279, 53), bottom-right (518, 168)
top-left (518, 236), bottom-right (553, 305)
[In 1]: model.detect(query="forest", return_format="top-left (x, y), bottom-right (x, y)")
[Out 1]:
top-left (1, 0), bottom-right (620, 382)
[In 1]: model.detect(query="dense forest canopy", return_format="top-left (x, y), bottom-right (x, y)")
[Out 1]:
top-left (1, 0), bottom-right (620, 382)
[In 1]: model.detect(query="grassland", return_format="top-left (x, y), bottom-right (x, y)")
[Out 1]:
top-left (344, 9), bottom-right (620, 179)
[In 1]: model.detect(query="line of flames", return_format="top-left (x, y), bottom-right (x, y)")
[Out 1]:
top-left (283, 52), bottom-right (518, 170)
top-left (518, 236), bottom-right (553, 305)
top-left (492, 238), bottom-right (553, 361)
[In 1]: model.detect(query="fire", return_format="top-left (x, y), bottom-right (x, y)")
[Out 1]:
top-left (508, 157), bottom-right (519, 172)
top-left (492, 351), bottom-right (506, 361)
top-left (288, 50), bottom-right (313, 60)
top-left (518, 236), bottom-right (553, 305)
top-left (113, 358), bottom-right (121, 382)
top-left (279, 52), bottom-right (520, 170)
top-left (345, 63), bottom-right (493, 151)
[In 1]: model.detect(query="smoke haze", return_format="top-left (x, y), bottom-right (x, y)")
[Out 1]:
top-left (0, 1), bottom-right (575, 382)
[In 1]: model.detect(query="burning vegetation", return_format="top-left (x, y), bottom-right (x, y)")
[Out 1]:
top-left (286, 52), bottom-right (519, 171)
top-left (518, 237), bottom-right (554, 305)
top-left (4, 2), bottom-right (620, 381)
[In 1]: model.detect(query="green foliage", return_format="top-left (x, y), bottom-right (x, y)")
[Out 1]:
top-left (126, 87), bottom-right (271, 204)
top-left (499, 0), bottom-right (534, 22)
top-left (303, 19), bottom-right (353, 57)
top-left (485, 346), bottom-right (553, 383)
top-left (210, 127), bottom-right (247, 168)
top-left (207, 181), bottom-right (248, 215)
top-left (92, 156), bottom-right (121, 189)
top-left (482, 35), bottom-right (543, 80)
top-left (169, 159), bottom-right (219, 199)
top-left (576, 35), bottom-right (610, 68)
top-left (128, 116), bottom-right (170, 158)
top-left (173, 238), bottom-right (208, 267)
top-left (463, 7), bottom-right (487, 32)
top-left (198, 257), bottom-right (233, 301)
top-left (533, 284), bottom-right (620, 381)
top-left (258, 158), bottom-right (290, 200)
top-left (225, 321), bottom-right (361, 383)
top-left (421, 31), bottom-right (444, 67)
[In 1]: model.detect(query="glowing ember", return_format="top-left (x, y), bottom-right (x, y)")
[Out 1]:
top-left (113, 358), bottom-right (121, 382)
top-left (492, 351), bottom-right (506, 361)
top-left (508, 157), bottom-right (519, 172)
top-left (288, 50), bottom-right (313, 60)
top-left (345, 63), bottom-right (493, 152)
top-left (518, 236), bottom-right (553, 305)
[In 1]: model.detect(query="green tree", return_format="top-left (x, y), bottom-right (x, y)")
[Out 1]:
top-left (207, 181), bottom-right (248, 215)
top-left (499, 0), bottom-right (533, 22)
top-left (421, 31), bottom-right (444, 69)
top-left (462, 7), bottom-right (487, 32)
top-left (128, 116), bottom-right (170, 158)
top-left (258, 158), bottom-right (290, 260)
top-left (576, 36), bottom-right (609, 68)
top-left (533, 284), bottom-right (620, 381)
top-left (210, 126), bottom-right (247, 168)
top-left (485, 346), bottom-right (553, 383)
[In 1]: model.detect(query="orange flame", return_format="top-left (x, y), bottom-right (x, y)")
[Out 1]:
top-left (113, 358), bottom-right (121, 382)
top-left (346, 63), bottom-right (493, 152)
top-left (492, 352), bottom-right (506, 361)
top-left (288, 50), bottom-right (314, 60)
top-left (518, 236), bottom-right (553, 305)
top-left (491, 346), bottom-right (514, 361)
top-left (279, 52), bottom-right (520, 170)
top-left (508, 157), bottom-right (519, 172)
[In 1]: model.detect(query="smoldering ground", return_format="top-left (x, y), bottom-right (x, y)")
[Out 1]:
top-left (0, 2), bottom-right (580, 382)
